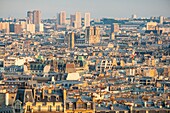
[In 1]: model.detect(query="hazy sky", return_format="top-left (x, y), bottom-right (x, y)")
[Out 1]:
top-left (0, 0), bottom-right (170, 19)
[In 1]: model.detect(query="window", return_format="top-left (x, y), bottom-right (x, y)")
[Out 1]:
top-left (56, 96), bottom-right (59, 101)
top-left (37, 96), bottom-right (40, 101)
top-left (56, 105), bottom-right (60, 111)
top-left (48, 96), bottom-right (51, 101)
top-left (53, 102), bottom-right (55, 106)
top-left (27, 105), bottom-right (31, 112)
top-left (15, 102), bottom-right (21, 112)
top-left (77, 103), bottom-right (83, 109)
top-left (38, 105), bottom-right (41, 111)
top-left (48, 105), bottom-right (52, 112)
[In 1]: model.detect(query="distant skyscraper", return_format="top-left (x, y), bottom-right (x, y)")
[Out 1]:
top-left (70, 14), bottom-right (75, 27)
top-left (132, 14), bottom-right (137, 19)
top-left (111, 23), bottom-right (119, 33)
top-left (84, 13), bottom-right (90, 27)
top-left (75, 12), bottom-right (81, 28)
top-left (159, 16), bottom-right (164, 24)
top-left (86, 26), bottom-right (100, 44)
top-left (27, 11), bottom-right (33, 24)
top-left (68, 32), bottom-right (75, 49)
top-left (33, 10), bottom-right (41, 25)
top-left (57, 11), bottom-right (66, 25)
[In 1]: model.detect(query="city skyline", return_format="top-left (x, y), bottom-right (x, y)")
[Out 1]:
top-left (0, 0), bottom-right (170, 19)
top-left (0, 0), bottom-right (170, 113)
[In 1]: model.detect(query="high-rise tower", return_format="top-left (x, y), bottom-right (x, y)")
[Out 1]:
top-left (27, 11), bottom-right (33, 24)
top-left (84, 13), bottom-right (90, 27)
top-left (33, 10), bottom-right (41, 25)
top-left (57, 11), bottom-right (66, 25)
top-left (75, 12), bottom-right (81, 28)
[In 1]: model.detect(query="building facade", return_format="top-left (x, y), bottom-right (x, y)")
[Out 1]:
top-left (111, 23), bottom-right (119, 33)
top-left (86, 26), bottom-right (100, 44)
top-left (68, 32), bottom-right (75, 49)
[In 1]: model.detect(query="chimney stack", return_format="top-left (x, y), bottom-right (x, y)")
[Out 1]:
top-left (5, 92), bottom-right (9, 106)
top-left (144, 101), bottom-right (147, 107)
top-left (110, 105), bottom-right (114, 110)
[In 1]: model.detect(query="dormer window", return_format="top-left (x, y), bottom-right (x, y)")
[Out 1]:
top-left (56, 96), bottom-right (59, 101)
top-left (48, 105), bottom-right (52, 112)
top-left (15, 101), bottom-right (21, 112)
top-left (48, 96), bottom-right (51, 101)
top-left (77, 103), bottom-right (84, 109)
top-left (27, 105), bottom-right (31, 112)
top-left (56, 105), bottom-right (60, 111)
top-left (87, 102), bottom-right (91, 109)
top-left (37, 96), bottom-right (40, 101)
top-left (69, 102), bottom-right (73, 110)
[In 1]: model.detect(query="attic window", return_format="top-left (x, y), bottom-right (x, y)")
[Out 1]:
top-left (87, 102), bottom-right (91, 109)
top-left (37, 96), bottom-right (40, 101)
top-left (87, 102), bottom-right (91, 105)
top-left (48, 96), bottom-right (51, 101)
top-left (69, 102), bottom-right (73, 109)
top-left (56, 96), bottom-right (59, 101)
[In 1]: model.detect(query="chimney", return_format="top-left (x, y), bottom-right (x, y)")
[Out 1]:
top-left (5, 92), bottom-right (9, 106)
top-left (133, 68), bottom-right (135, 75)
top-left (130, 69), bottom-right (132, 75)
top-left (164, 101), bottom-right (167, 108)
top-left (48, 88), bottom-right (52, 94)
top-left (63, 89), bottom-right (67, 112)
top-left (51, 76), bottom-right (55, 84)
top-left (144, 101), bottom-right (147, 107)
top-left (130, 105), bottom-right (133, 112)
top-left (106, 101), bottom-right (108, 107)
top-left (110, 105), bottom-right (114, 110)
top-left (42, 88), bottom-right (45, 99)
top-left (33, 88), bottom-right (36, 99)
top-left (154, 102), bottom-right (157, 107)
top-left (91, 93), bottom-right (95, 102)
top-left (165, 101), bottom-right (170, 109)
top-left (98, 104), bottom-right (101, 107)
top-left (63, 89), bottom-right (67, 101)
